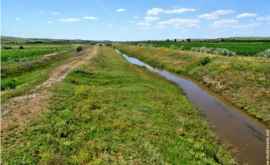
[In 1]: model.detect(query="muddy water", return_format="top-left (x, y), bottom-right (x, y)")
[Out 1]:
top-left (116, 50), bottom-right (267, 165)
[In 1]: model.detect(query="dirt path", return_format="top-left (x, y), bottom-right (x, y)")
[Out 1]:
top-left (1, 46), bottom-right (98, 131)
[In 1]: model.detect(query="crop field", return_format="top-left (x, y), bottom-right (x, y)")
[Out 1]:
top-left (1, 44), bottom-right (73, 62)
top-left (140, 40), bottom-right (270, 56)
top-left (2, 47), bottom-right (234, 164)
top-left (116, 45), bottom-right (270, 127)
top-left (1, 44), bottom-right (75, 102)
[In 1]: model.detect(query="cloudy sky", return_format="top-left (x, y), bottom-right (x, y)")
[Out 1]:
top-left (2, 0), bottom-right (270, 40)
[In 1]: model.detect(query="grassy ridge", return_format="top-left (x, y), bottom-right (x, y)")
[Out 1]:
top-left (116, 45), bottom-right (270, 127)
top-left (2, 47), bottom-right (234, 164)
top-left (142, 41), bottom-right (270, 56)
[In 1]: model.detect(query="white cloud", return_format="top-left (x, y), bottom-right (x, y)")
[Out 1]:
top-left (116, 8), bottom-right (126, 12)
top-left (236, 13), bottom-right (257, 19)
top-left (83, 16), bottom-right (98, 20)
top-left (137, 22), bottom-right (151, 27)
top-left (164, 8), bottom-right (196, 14)
top-left (213, 19), bottom-right (239, 28)
top-left (59, 16), bottom-right (98, 23)
top-left (59, 17), bottom-right (81, 22)
top-left (47, 21), bottom-right (53, 24)
top-left (158, 18), bottom-right (200, 28)
top-left (147, 7), bottom-right (196, 16)
top-left (199, 10), bottom-right (234, 20)
top-left (147, 8), bottom-right (164, 16)
top-left (144, 16), bottom-right (160, 22)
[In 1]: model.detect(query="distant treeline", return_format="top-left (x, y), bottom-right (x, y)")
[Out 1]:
top-left (124, 38), bottom-right (270, 45)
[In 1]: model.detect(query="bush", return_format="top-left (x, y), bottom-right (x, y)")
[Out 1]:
top-left (213, 48), bottom-right (236, 56)
top-left (76, 46), bottom-right (83, 52)
top-left (200, 57), bottom-right (211, 66)
top-left (191, 47), bottom-right (214, 54)
top-left (19, 46), bottom-right (24, 49)
top-left (3, 46), bottom-right (12, 49)
top-left (1, 79), bottom-right (16, 90)
top-left (105, 43), bottom-right (112, 47)
top-left (257, 49), bottom-right (270, 58)
top-left (191, 47), bottom-right (236, 56)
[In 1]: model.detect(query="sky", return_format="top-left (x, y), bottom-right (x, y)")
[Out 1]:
top-left (2, 0), bottom-right (270, 41)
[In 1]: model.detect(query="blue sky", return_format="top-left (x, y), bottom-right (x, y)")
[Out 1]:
top-left (2, 0), bottom-right (270, 40)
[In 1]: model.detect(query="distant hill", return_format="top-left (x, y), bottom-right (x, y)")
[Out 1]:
top-left (1, 36), bottom-right (97, 44)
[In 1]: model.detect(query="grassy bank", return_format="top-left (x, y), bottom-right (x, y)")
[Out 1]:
top-left (2, 47), bottom-right (234, 164)
top-left (116, 45), bottom-right (270, 127)
top-left (1, 44), bottom-right (76, 102)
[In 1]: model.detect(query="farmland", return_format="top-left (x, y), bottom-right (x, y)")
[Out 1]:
top-left (2, 46), bottom-right (234, 164)
top-left (136, 40), bottom-right (270, 57)
top-left (1, 38), bottom-right (269, 164)
top-left (1, 44), bottom-right (75, 102)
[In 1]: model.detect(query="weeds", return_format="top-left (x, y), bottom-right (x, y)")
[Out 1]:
top-left (257, 49), bottom-right (270, 57)
top-left (116, 45), bottom-right (270, 126)
top-left (2, 47), bottom-right (235, 164)
top-left (191, 47), bottom-right (236, 56)
top-left (1, 44), bottom-right (75, 102)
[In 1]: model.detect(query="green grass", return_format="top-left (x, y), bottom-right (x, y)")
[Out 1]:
top-left (1, 44), bottom-right (73, 62)
top-left (142, 41), bottom-right (270, 56)
top-left (1, 44), bottom-right (76, 102)
top-left (2, 47), bottom-right (234, 164)
top-left (116, 45), bottom-right (270, 127)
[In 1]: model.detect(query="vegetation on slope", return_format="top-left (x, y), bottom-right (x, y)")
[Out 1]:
top-left (116, 45), bottom-right (270, 127)
top-left (2, 47), bottom-right (234, 164)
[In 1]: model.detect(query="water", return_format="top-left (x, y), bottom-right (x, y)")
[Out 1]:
top-left (116, 49), bottom-right (267, 165)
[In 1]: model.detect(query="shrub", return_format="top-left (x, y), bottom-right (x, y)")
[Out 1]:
top-left (169, 45), bottom-right (177, 49)
top-left (213, 48), bottom-right (236, 56)
top-left (257, 49), bottom-right (270, 58)
top-left (19, 46), bottom-right (24, 49)
top-left (179, 46), bottom-right (185, 50)
top-left (191, 47), bottom-right (213, 54)
top-left (76, 46), bottom-right (83, 52)
top-left (200, 57), bottom-right (211, 66)
top-left (105, 43), bottom-right (112, 47)
top-left (191, 47), bottom-right (236, 56)
top-left (1, 79), bottom-right (16, 90)
top-left (3, 46), bottom-right (12, 49)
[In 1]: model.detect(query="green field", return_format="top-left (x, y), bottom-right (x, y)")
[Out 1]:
top-left (2, 47), bottom-right (234, 164)
top-left (139, 41), bottom-right (270, 56)
top-left (1, 44), bottom-right (75, 102)
top-left (116, 45), bottom-right (270, 126)
top-left (1, 45), bottom-right (72, 62)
